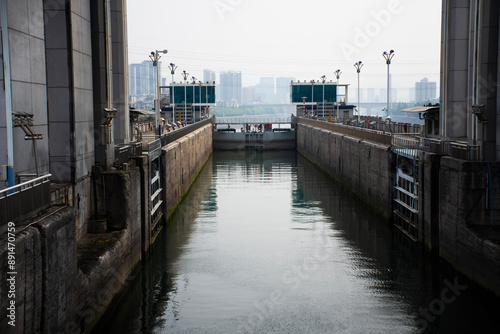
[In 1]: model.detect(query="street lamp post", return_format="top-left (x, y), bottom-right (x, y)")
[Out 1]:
top-left (168, 63), bottom-right (178, 124)
top-left (334, 69), bottom-right (342, 123)
top-left (302, 96), bottom-right (307, 117)
top-left (320, 75), bottom-right (326, 120)
top-left (181, 70), bottom-right (189, 125)
top-left (205, 82), bottom-right (209, 105)
top-left (310, 80), bottom-right (315, 118)
top-left (168, 63), bottom-right (177, 84)
top-left (149, 49), bottom-right (168, 135)
top-left (191, 76), bottom-right (197, 123)
top-left (353, 61), bottom-right (363, 127)
top-left (382, 50), bottom-right (395, 119)
top-left (199, 81), bottom-right (202, 119)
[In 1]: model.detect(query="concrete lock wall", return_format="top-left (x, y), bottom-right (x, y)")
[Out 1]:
top-left (419, 152), bottom-right (442, 253)
top-left (0, 206), bottom-right (76, 334)
top-left (0, 167), bottom-right (142, 333)
top-left (72, 164), bottom-right (143, 333)
top-left (438, 157), bottom-right (500, 297)
top-left (297, 123), bottom-right (394, 220)
top-left (0, 124), bottom-right (213, 333)
top-left (163, 124), bottom-right (213, 220)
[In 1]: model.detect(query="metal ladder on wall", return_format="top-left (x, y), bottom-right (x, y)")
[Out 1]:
top-left (149, 139), bottom-right (163, 240)
top-left (393, 152), bottom-right (419, 241)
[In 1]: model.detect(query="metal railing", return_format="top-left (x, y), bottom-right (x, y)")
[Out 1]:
top-left (298, 118), bottom-right (392, 145)
top-left (140, 118), bottom-right (214, 151)
top-left (161, 117), bottom-right (213, 147)
top-left (391, 134), bottom-right (480, 161)
top-left (299, 118), bottom-right (480, 162)
top-left (1, 174), bottom-right (52, 227)
top-left (215, 117), bottom-right (292, 125)
top-left (449, 142), bottom-right (480, 161)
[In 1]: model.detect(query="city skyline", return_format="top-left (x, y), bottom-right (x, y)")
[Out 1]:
top-left (128, 60), bottom-right (432, 104)
top-left (127, 0), bottom-right (441, 100)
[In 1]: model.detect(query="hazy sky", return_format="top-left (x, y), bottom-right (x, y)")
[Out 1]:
top-left (127, 0), bottom-right (442, 100)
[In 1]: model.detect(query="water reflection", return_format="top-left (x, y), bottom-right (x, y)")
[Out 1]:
top-left (102, 151), bottom-right (500, 334)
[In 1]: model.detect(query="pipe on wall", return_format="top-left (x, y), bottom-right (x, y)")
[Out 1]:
top-left (441, 0), bottom-right (449, 138)
top-left (0, 0), bottom-right (14, 187)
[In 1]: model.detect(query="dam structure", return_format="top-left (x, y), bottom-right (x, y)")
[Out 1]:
top-left (1, 1), bottom-right (500, 333)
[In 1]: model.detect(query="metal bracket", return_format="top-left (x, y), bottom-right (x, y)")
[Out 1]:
top-left (472, 104), bottom-right (487, 123)
top-left (103, 107), bottom-right (117, 125)
top-left (12, 112), bottom-right (43, 176)
top-left (12, 112), bottom-right (43, 139)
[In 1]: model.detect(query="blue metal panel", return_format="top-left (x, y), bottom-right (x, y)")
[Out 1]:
top-left (170, 85), bottom-right (216, 104)
top-left (291, 84), bottom-right (337, 103)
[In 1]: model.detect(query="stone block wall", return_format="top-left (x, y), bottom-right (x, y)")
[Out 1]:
top-left (163, 124), bottom-right (212, 220)
top-left (297, 123), bottom-right (394, 219)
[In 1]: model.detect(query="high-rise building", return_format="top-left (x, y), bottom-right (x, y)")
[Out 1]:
top-left (378, 87), bottom-right (398, 103)
top-left (128, 60), bottom-right (158, 96)
top-left (219, 71), bottom-right (242, 106)
top-left (129, 63), bottom-right (142, 95)
top-left (379, 88), bottom-right (386, 103)
top-left (415, 77), bottom-right (437, 103)
top-left (242, 86), bottom-right (258, 105)
top-left (257, 77), bottom-right (275, 103)
top-left (367, 88), bottom-right (376, 102)
top-left (392, 89), bottom-right (398, 103)
top-left (276, 77), bottom-right (295, 104)
top-left (203, 69), bottom-right (216, 83)
top-left (409, 87), bottom-right (416, 102)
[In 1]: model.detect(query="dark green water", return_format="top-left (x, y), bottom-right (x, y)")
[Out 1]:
top-left (103, 151), bottom-right (499, 334)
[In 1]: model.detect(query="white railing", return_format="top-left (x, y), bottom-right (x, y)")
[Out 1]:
top-left (215, 117), bottom-right (292, 124)
top-left (0, 174), bottom-right (51, 198)
top-left (391, 135), bottom-right (480, 161)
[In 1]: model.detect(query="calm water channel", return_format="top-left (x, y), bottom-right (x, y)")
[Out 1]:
top-left (103, 151), bottom-right (499, 334)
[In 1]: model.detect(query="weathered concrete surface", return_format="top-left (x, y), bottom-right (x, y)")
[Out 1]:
top-left (133, 155), bottom-right (152, 256)
top-left (213, 131), bottom-right (296, 150)
top-left (0, 227), bottom-right (43, 334)
top-left (71, 164), bottom-right (142, 332)
top-left (37, 206), bottom-right (78, 333)
top-left (439, 157), bottom-right (500, 297)
top-left (0, 122), bottom-right (212, 333)
top-left (0, 206), bottom-right (76, 334)
top-left (419, 152), bottom-right (442, 253)
top-left (297, 123), bottom-right (394, 220)
top-left (163, 123), bottom-right (213, 220)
